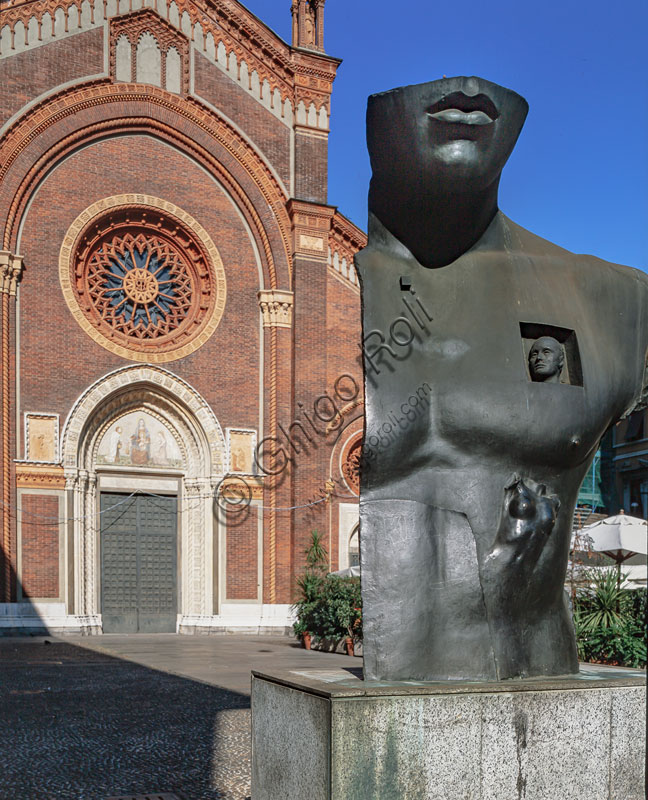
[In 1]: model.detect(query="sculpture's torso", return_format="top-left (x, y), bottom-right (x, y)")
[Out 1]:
top-left (357, 213), bottom-right (648, 681)
top-left (360, 214), bottom-right (646, 509)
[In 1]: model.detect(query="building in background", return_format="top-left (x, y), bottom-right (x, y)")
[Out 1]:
top-left (573, 408), bottom-right (648, 532)
top-left (0, 0), bottom-right (365, 634)
top-left (602, 409), bottom-right (648, 518)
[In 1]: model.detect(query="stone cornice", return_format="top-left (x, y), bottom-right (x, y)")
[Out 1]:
top-left (219, 475), bottom-right (264, 500)
top-left (331, 212), bottom-right (367, 253)
top-left (15, 462), bottom-right (66, 489)
top-left (288, 200), bottom-right (335, 263)
top-left (0, 0), bottom-right (340, 113)
top-left (326, 213), bottom-right (365, 293)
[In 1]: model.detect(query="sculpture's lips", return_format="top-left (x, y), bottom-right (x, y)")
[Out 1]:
top-left (427, 92), bottom-right (499, 126)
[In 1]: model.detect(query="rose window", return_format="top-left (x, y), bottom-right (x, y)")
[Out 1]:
top-left (60, 198), bottom-right (226, 362)
top-left (342, 438), bottom-right (362, 496)
top-left (86, 232), bottom-right (194, 340)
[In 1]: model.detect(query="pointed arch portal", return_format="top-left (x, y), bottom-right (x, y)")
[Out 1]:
top-left (60, 364), bottom-right (226, 631)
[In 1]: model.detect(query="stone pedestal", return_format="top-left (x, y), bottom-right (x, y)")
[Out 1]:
top-left (251, 664), bottom-right (646, 800)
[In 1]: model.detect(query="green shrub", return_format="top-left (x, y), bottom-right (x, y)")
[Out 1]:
top-left (574, 570), bottom-right (647, 668)
top-left (292, 531), bottom-right (362, 642)
top-left (292, 530), bottom-right (329, 638)
top-left (296, 575), bottom-right (362, 641)
top-left (575, 569), bottom-right (625, 631)
top-left (575, 617), bottom-right (647, 668)
top-left (317, 575), bottom-right (362, 640)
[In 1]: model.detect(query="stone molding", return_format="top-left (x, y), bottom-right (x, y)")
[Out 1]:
top-left (110, 8), bottom-right (190, 94)
top-left (258, 290), bottom-right (294, 328)
top-left (292, 57), bottom-right (337, 125)
top-left (288, 199), bottom-right (335, 263)
top-left (219, 476), bottom-right (264, 501)
top-left (0, 251), bottom-right (24, 295)
top-left (0, 603), bottom-right (101, 634)
top-left (0, 250), bottom-right (23, 599)
top-left (15, 463), bottom-right (66, 488)
top-left (338, 428), bottom-right (362, 497)
top-left (327, 212), bottom-right (366, 292)
top-left (61, 363), bottom-right (226, 473)
top-left (178, 603), bottom-right (294, 632)
top-left (325, 398), bottom-right (364, 434)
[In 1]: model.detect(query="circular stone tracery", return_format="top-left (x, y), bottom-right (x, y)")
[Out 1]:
top-left (122, 267), bottom-right (159, 305)
top-left (85, 230), bottom-right (194, 341)
top-left (341, 436), bottom-right (362, 496)
top-left (60, 196), bottom-right (226, 362)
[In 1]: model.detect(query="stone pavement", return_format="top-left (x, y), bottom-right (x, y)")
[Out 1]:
top-left (0, 634), bottom-right (358, 800)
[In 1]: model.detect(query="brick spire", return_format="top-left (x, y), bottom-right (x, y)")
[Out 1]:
top-left (291, 0), bottom-right (326, 52)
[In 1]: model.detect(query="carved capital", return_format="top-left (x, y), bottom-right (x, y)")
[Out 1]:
top-left (64, 468), bottom-right (80, 490)
top-left (0, 251), bottom-right (24, 296)
top-left (258, 290), bottom-right (294, 328)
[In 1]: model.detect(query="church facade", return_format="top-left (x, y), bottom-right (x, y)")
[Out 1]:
top-left (0, 0), bottom-right (365, 633)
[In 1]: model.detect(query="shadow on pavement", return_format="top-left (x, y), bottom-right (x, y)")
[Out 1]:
top-left (0, 639), bottom-right (251, 800)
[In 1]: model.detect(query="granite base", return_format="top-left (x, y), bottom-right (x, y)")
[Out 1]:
top-left (251, 664), bottom-right (646, 800)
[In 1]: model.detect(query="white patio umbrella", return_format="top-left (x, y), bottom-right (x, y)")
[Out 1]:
top-left (328, 565), bottom-right (361, 578)
top-left (578, 511), bottom-right (648, 588)
top-left (579, 511), bottom-right (648, 559)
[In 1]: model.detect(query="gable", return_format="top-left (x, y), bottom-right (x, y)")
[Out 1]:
top-left (0, 0), bottom-right (335, 134)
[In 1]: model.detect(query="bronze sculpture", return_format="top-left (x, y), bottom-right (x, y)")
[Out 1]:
top-left (528, 336), bottom-right (564, 383)
top-left (357, 76), bottom-right (648, 681)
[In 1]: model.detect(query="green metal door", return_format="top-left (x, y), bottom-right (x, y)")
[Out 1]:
top-left (100, 493), bottom-right (178, 633)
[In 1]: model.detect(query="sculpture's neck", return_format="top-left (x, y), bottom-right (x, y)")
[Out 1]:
top-left (368, 180), bottom-right (500, 269)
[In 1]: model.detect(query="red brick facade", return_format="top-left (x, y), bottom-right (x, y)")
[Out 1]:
top-left (19, 494), bottom-right (60, 599)
top-left (224, 505), bottom-right (259, 601)
top-left (0, 0), bottom-right (365, 631)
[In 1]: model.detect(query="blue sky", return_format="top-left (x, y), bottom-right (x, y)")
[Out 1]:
top-left (244, 1), bottom-right (647, 270)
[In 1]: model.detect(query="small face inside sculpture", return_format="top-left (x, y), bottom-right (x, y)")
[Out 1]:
top-left (367, 76), bottom-right (529, 195)
top-left (528, 337), bottom-right (564, 383)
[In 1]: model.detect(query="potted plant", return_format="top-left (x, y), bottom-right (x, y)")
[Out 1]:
top-left (292, 530), bottom-right (329, 648)
top-left (293, 617), bottom-right (312, 649)
top-left (322, 574), bottom-right (362, 656)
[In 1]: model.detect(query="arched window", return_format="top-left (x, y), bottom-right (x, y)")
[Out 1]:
top-left (115, 35), bottom-right (132, 82)
top-left (136, 32), bottom-right (161, 87)
top-left (166, 47), bottom-right (181, 94)
top-left (348, 525), bottom-right (359, 568)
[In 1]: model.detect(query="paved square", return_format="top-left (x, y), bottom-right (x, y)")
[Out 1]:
top-left (0, 635), bottom-right (357, 799)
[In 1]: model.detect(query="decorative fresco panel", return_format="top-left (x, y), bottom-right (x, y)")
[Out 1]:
top-left (228, 429), bottom-right (257, 474)
top-left (25, 414), bottom-right (59, 462)
top-left (97, 411), bottom-right (182, 469)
